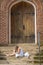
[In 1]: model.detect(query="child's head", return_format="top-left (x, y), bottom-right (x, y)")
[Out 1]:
top-left (15, 46), bottom-right (19, 52)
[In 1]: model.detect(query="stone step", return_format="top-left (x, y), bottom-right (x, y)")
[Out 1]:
top-left (0, 45), bottom-right (39, 55)
top-left (0, 60), bottom-right (9, 64)
top-left (34, 60), bottom-right (43, 63)
top-left (34, 56), bottom-right (43, 60)
top-left (35, 53), bottom-right (43, 56)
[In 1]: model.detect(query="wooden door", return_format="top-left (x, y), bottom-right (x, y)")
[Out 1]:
top-left (11, 2), bottom-right (35, 43)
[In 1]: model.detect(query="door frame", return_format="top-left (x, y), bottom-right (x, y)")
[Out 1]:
top-left (9, 0), bottom-right (37, 44)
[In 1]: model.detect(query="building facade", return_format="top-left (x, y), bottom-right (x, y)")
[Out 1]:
top-left (0, 0), bottom-right (43, 45)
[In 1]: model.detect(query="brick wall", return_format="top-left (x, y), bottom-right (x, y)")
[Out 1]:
top-left (0, 0), bottom-right (43, 45)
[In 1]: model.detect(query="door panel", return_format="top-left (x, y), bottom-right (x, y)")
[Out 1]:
top-left (11, 2), bottom-right (35, 43)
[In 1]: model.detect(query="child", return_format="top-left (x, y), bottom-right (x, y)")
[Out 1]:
top-left (6, 46), bottom-right (30, 58)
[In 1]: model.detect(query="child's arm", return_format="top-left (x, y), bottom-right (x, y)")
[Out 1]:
top-left (6, 50), bottom-right (16, 56)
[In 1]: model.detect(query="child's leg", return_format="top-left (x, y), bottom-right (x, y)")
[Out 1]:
top-left (15, 53), bottom-right (20, 58)
top-left (24, 52), bottom-right (30, 57)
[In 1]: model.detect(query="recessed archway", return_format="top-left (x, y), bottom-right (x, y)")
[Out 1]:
top-left (9, 0), bottom-right (37, 44)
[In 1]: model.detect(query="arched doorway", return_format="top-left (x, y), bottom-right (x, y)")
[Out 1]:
top-left (11, 1), bottom-right (35, 43)
top-left (9, 0), bottom-right (37, 44)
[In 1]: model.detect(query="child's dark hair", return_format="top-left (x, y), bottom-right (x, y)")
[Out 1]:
top-left (15, 46), bottom-right (19, 52)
